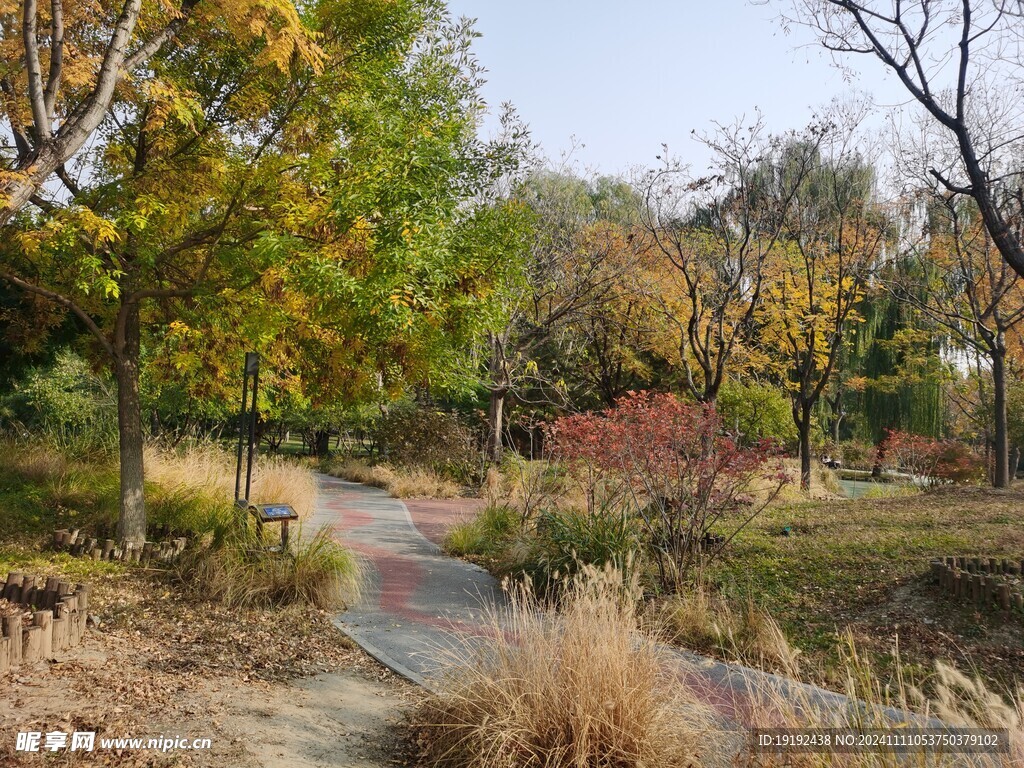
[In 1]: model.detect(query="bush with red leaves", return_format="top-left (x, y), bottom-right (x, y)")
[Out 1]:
top-left (547, 391), bottom-right (786, 591)
top-left (880, 430), bottom-right (986, 485)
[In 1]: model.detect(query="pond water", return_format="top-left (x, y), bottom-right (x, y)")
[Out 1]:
top-left (838, 477), bottom-right (885, 499)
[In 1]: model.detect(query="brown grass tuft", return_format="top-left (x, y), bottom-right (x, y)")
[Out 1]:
top-left (144, 443), bottom-right (316, 518)
top-left (328, 459), bottom-right (460, 499)
top-left (645, 587), bottom-right (801, 675)
top-left (387, 467), bottom-right (461, 499)
top-left (0, 442), bottom-right (70, 482)
top-left (176, 525), bottom-right (361, 610)
top-left (740, 633), bottom-right (1023, 767)
top-left (414, 565), bottom-right (711, 768)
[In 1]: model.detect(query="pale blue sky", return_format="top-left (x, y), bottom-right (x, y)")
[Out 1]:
top-left (446, 1), bottom-right (911, 175)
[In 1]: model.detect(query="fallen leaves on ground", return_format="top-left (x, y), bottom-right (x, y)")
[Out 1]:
top-left (0, 568), bottom-right (390, 766)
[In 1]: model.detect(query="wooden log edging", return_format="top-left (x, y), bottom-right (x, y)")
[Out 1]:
top-left (929, 558), bottom-right (1024, 615)
top-left (51, 528), bottom-right (188, 564)
top-left (0, 572), bottom-right (90, 673)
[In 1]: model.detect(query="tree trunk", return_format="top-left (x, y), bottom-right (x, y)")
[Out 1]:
top-left (486, 332), bottom-right (509, 464)
top-left (486, 387), bottom-right (506, 464)
top-left (795, 400), bottom-right (812, 491)
top-left (829, 390), bottom-right (843, 444)
top-left (992, 345), bottom-right (1009, 488)
top-left (799, 422), bottom-right (812, 491)
top-left (114, 302), bottom-right (146, 545)
top-left (313, 429), bottom-right (331, 458)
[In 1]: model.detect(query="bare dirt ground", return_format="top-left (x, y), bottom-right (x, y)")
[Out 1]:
top-left (214, 670), bottom-right (418, 768)
top-left (0, 570), bottom-right (422, 767)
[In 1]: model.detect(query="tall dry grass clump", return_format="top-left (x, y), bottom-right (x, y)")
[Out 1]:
top-left (739, 634), bottom-right (1022, 767)
top-left (327, 458), bottom-right (460, 499)
top-left (415, 565), bottom-right (710, 768)
top-left (176, 525), bottom-right (361, 610)
top-left (646, 587), bottom-right (801, 674)
top-left (144, 443), bottom-right (315, 518)
top-left (328, 457), bottom-right (392, 487)
top-left (0, 441), bottom-right (70, 482)
top-left (387, 467), bottom-right (461, 499)
top-left (926, 662), bottom-right (1023, 766)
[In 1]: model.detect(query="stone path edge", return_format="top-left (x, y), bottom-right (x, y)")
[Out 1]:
top-left (331, 618), bottom-right (435, 693)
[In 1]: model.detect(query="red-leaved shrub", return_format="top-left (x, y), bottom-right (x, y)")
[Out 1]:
top-left (547, 391), bottom-right (785, 591)
top-left (880, 430), bottom-right (986, 485)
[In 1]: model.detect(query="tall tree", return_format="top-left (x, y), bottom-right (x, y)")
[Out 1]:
top-left (758, 118), bottom-right (887, 489)
top-left (482, 172), bottom-right (646, 461)
top-left (639, 118), bottom-right (820, 403)
top-left (1, 0), bottom-right (525, 542)
top-left (785, 0), bottom-right (1024, 279)
top-left (891, 192), bottom-right (1024, 486)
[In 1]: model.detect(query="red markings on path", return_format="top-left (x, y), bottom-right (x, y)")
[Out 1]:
top-left (403, 497), bottom-right (486, 547)
top-left (324, 492), bottom-right (490, 636)
top-left (323, 480), bottom-right (760, 723)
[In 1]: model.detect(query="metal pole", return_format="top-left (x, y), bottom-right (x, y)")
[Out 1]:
top-left (234, 362), bottom-right (250, 502)
top-left (244, 355), bottom-right (260, 502)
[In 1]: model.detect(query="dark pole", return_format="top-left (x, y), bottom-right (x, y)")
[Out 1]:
top-left (234, 356), bottom-right (253, 502)
top-left (244, 354), bottom-right (261, 502)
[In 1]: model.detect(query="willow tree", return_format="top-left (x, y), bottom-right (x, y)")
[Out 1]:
top-left (844, 287), bottom-right (948, 443)
top-left (0, 0), bottom-right (526, 542)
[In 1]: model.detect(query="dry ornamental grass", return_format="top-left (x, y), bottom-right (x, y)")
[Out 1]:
top-left (414, 565), bottom-right (712, 768)
top-left (738, 635), bottom-right (1023, 767)
top-left (144, 443), bottom-right (316, 518)
top-left (328, 458), bottom-right (461, 499)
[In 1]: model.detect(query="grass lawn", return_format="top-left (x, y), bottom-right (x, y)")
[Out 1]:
top-left (710, 486), bottom-right (1024, 690)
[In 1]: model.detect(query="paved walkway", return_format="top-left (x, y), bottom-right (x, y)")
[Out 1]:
top-left (311, 475), bottom-right (500, 689)
top-left (314, 475), bottom-right (937, 732)
top-left (313, 474), bottom-right (768, 720)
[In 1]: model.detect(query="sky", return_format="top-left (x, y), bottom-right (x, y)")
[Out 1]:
top-left (444, 0), bottom-right (914, 176)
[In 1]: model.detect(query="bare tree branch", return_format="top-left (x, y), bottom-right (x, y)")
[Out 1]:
top-left (22, 0), bottom-right (50, 137)
top-left (42, 0), bottom-right (64, 117)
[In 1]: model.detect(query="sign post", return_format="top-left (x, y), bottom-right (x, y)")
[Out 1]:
top-left (232, 352), bottom-right (297, 553)
top-left (234, 352), bottom-right (260, 507)
top-left (249, 504), bottom-right (300, 551)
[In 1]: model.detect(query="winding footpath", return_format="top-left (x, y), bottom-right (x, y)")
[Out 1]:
top-left (313, 474), bottom-right (941, 737)
top-left (313, 474), bottom-right (784, 722)
top-left (311, 474), bottom-right (497, 689)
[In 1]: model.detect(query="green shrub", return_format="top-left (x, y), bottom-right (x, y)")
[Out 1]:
top-left (1, 350), bottom-right (117, 456)
top-left (716, 379), bottom-right (797, 447)
top-left (374, 404), bottom-right (479, 483)
top-left (507, 506), bottom-right (642, 593)
top-left (443, 505), bottom-right (518, 558)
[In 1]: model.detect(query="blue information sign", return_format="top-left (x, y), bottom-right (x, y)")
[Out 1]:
top-left (250, 503), bottom-right (299, 522)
